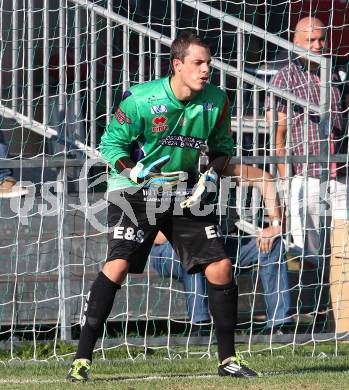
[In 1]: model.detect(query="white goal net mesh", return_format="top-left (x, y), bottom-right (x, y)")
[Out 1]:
top-left (0, 0), bottom-right (348, 361)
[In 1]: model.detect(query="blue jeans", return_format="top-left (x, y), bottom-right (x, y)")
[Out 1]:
top-left (225, 235), bottom-right (291, 328)
top-left (149, 243), bottom-right (210, 324)
top-left (0, 131), bottom-right (12, 180)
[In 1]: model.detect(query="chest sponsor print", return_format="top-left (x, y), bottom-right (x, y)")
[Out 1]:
top-left (159, 135), bottom-right (206, 149)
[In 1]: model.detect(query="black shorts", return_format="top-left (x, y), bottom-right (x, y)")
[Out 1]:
top-left (106, 188), bottom-right (228, 274)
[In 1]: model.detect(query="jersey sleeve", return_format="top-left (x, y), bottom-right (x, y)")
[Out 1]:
top-left (100, 92), bottom-right (143, 171)
top-left (208, 95), bottom-right (234, 156)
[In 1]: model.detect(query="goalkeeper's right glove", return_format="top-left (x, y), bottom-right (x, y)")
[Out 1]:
top-left (129, 155), bottom-right (186, 188)
top-left (180, 167), bottom-right (218, 208)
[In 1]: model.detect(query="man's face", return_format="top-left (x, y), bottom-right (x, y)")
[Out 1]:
top-left (172, 43), bottom-right (211, 92)
top-left (294, 26), bottom-right (326, 55)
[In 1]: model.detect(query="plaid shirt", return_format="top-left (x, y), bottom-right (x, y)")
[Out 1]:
top-left (268, 59), bottom-right (343, 177)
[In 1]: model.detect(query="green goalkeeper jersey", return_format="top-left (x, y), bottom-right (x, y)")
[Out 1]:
top-left (100, 76), bottom-right (234, 190)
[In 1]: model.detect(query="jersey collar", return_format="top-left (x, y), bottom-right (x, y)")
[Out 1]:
top-left (163, 76), bottom-right (206, 108)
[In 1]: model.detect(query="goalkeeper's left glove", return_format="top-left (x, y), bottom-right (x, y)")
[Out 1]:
top-left (180, 167), bottom-right (218, 208)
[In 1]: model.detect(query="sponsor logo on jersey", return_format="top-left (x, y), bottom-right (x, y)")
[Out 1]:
top-left (152, 125), bottom-right (168, 132)
top-left (152, 116), bottom-right (168, 132)
top-left (142, 188), bottom-right (185, 202)
top-left (153, 116), bottom-right (167, 125)
top-left (159, 135), bottom-right (206, 150)
top-left (151, 105), bottom-right (167, 114)
top-left (114, 107), bottom-right (131, 125)
top-left (113, 226), bottom-right (144, 243)
top-left (203, 102), bottom-right (214, 111)
top-left (205, 225), bottom-right (223, 239)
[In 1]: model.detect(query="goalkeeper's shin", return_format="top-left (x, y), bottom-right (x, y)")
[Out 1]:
top-left (208, 281), bottom-right (237, 363)
top-left (75, 272), bottom-right (120, 362)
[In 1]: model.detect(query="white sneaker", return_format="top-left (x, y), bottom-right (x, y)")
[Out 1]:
top-left (0, 177), bottom-right (28, 198)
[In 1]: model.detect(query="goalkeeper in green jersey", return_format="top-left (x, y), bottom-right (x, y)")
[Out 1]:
top-left (67, 31), bottom-right (258, 382)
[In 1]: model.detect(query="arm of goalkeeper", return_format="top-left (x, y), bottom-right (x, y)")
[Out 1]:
top-left (130, 155), bottom-right (186, 188)
top-left (180, 167), bottom-right (218, 208)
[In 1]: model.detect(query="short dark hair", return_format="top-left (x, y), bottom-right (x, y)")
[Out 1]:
top-left (170, 31), bottom-right (210, 65)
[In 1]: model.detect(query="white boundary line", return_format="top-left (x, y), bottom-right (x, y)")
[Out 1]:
top-left (2, 369), bottom-right (345, 384)
top-left (0, 374), bottom-right (216, 385)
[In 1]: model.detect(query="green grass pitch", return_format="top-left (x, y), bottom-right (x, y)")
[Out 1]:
top-left (0, 342), bottom-right (348, 389)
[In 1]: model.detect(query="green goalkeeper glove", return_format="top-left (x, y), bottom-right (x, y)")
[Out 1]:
top-left (130, 155), bottom-right (186, 188)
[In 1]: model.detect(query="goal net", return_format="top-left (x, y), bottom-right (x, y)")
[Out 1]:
top-left (0, 0), bottom-right (348, 361)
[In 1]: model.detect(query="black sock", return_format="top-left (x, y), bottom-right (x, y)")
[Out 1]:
top-left (75, 272), bottom-right (120, 361)
top-left (207, 281), bottom-right (238, 363)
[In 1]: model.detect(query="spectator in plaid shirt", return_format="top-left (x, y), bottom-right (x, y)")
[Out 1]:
top-left (267, 16), bottom-right (347, 265)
